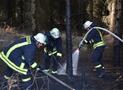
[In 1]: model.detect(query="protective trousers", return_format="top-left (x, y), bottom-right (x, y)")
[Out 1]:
top-left (91, 46), bottom-right (105, 65)
top-left (44, 53), bottom-right (59, 71)
top-left (91, 46), bottom-right (105, 77)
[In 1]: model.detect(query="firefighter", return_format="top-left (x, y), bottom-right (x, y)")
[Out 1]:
top-left (0, 33), bottom-right (47, 89)
top-left (43, 28), bottom-right (62, 74)
top-left (82, 21), bottom-right (106, 78)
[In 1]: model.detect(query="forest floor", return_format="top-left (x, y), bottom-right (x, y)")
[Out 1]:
top-left (0, 62), bottom-right (122, 90)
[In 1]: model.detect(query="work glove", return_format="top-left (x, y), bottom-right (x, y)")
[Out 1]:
top-left (89, 39), bottom-right (94, 44)
top-left (83, 39), bottom-right (94, 44)
top-left (56, 52), bottom-right (62, 57)
top-left (30, 65), bottom-right (43, 75)
top-left (36, 65), bottom-right (43, 71)
top-left (30, 62), bottom-right (42, 72)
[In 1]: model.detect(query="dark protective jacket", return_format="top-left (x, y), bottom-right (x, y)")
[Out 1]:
top-left (85, 28), bottom-right (105, 49)
top-left (44, 32), bottom-right (62, 57)
top-left (0, 36), bottom-right (38, 75)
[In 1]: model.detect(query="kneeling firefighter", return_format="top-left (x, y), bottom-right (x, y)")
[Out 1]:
top-left (43, 28), bottom-right (63, 74)
top-left (0, 33), bottom-right (47, 89)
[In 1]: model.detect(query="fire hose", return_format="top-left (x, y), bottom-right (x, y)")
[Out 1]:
top-left (79, 27), bottom-right (123, 48)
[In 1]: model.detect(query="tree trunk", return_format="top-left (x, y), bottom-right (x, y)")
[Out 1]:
top-left (66, 0), bottom-right (73, 77)
top-left (109, 0), bottom-right (116, 32)
top-left (31, 0), bottom-right (36, 34)
top-left (6, 0), bottom-right (16, 26)
top-left (87, 0), bottom-right (93, 20)
top-left (113, 0), bottom-right (122, 67)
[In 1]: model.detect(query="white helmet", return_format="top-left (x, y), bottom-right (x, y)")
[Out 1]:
top-left (50, 28), bottom-right (60, 39)
top-left (83, 21), bottom-right (93, 29)
top-left (34, 33), bottom-right (46, 45)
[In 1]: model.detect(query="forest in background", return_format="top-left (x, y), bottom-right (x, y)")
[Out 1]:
top-left (0, 0), bottom-right (122, 33)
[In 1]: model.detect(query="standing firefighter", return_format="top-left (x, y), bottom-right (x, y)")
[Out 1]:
top-left (0, 33), bottom-right (47, 89)
top-left (81, 21), bottom-right (106, 78)
top-left (43, 28), bottom-right (62, 74)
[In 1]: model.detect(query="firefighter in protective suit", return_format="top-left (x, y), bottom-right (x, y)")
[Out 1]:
top-left (43, 28), bottom-right (62, 74)
top-left (0, 33), bottom-right (47, 89)
top-left (82, 21), bottom-right (106, 78)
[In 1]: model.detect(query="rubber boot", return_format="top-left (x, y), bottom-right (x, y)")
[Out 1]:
top-left (96, 67), bottom-right (105, 78)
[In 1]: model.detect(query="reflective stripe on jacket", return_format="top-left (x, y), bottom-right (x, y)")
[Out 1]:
top-left (85, 28), bottom-right (105, 49)
top-left (93, 29), bottom-right (105, 49)
top-left (6, 36), bottom-right (31, 58)
top-left (0, 36), bottom-right (37, 75)
top-left (93, 41), bottom-right (105, 49)
top-left (0, 51), bottom-right (28, 75)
